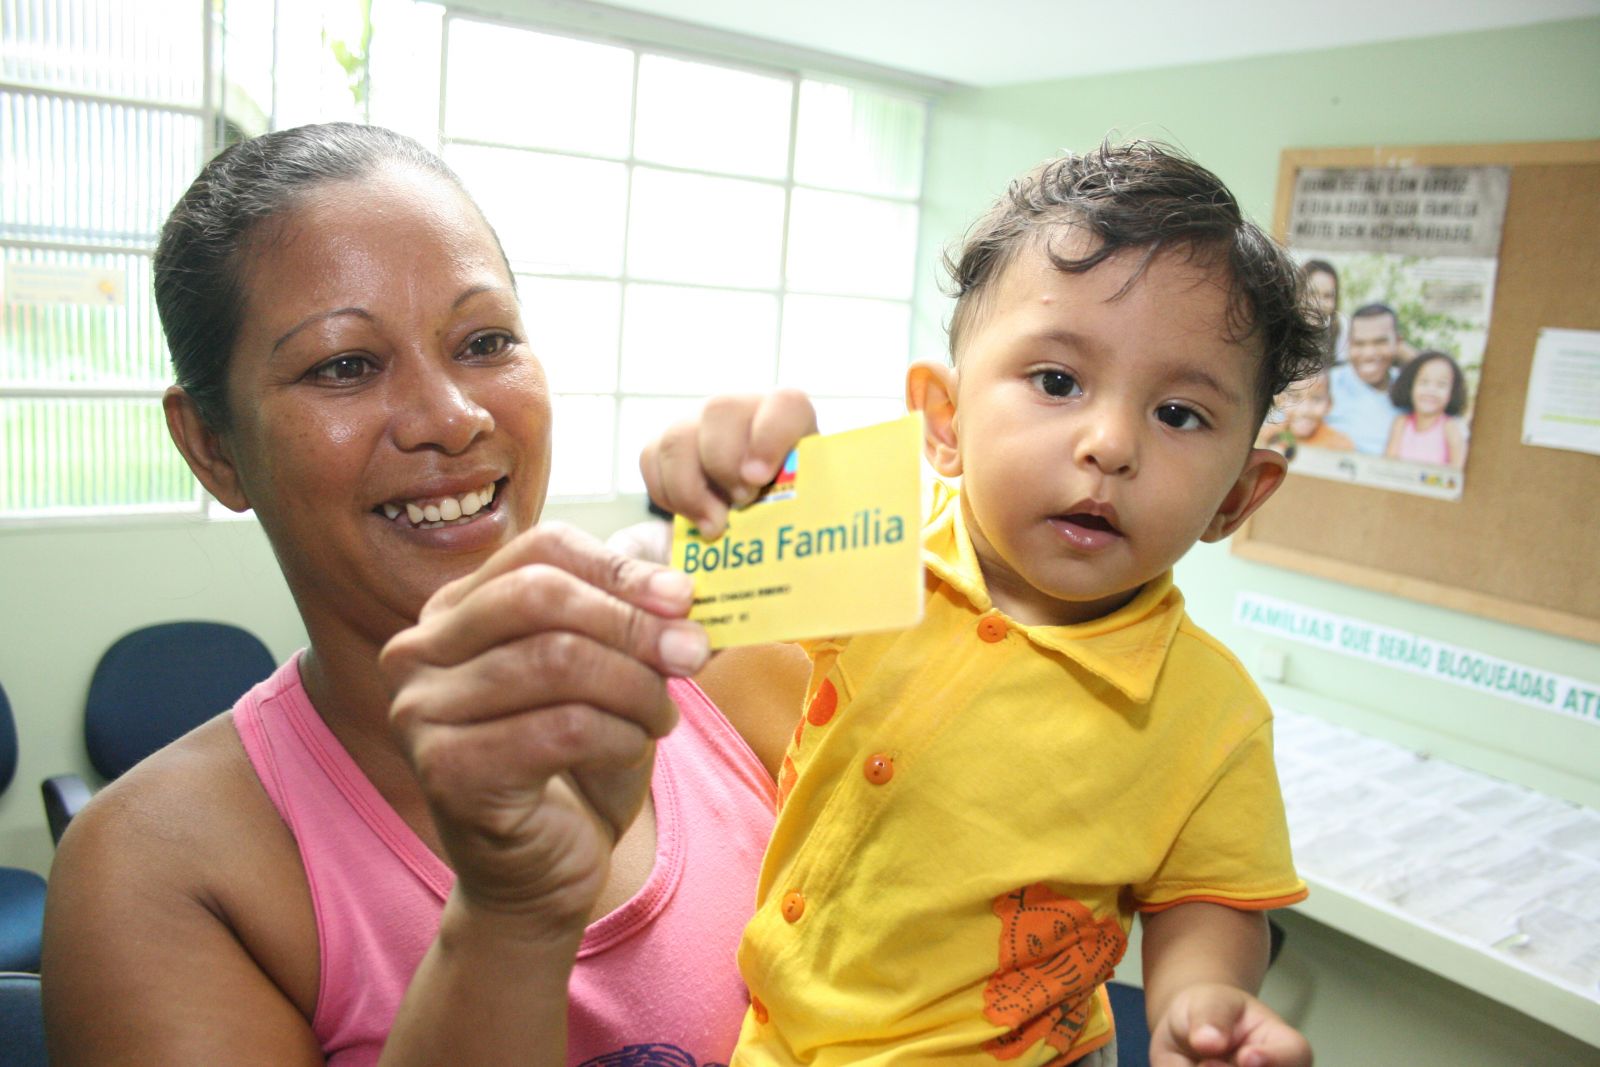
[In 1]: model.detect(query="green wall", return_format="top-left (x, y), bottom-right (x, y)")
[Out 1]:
top-left (912, 17), bottom-right (1600, 1064)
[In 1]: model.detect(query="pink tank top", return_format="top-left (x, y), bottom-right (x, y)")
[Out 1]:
top-left (1396, 413), bottom-right (1451, 465)
top-left (233, 655), bottom-right (775, 1066)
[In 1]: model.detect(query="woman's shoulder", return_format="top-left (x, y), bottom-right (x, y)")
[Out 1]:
top-left (59, 712), bottom-right (267, 860)
top-left (691, 643), bottom-right (809, 779)
top-left (45, 714), bottom-right (323, 1033)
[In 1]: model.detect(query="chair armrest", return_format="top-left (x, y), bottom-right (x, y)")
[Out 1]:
top-left (41, 775), bottom-right (93, 846)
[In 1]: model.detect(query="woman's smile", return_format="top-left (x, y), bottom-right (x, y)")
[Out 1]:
top-left (377, 478), bottom-right (502, 528)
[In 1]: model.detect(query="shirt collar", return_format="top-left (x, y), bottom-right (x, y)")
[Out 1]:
top-left (921, 481), bottom-right (1184, 704)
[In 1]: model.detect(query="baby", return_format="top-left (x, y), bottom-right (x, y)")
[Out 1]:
top-left (645, 142), bottom-right (1322, 1067)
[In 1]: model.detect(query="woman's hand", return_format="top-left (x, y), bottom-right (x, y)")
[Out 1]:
top-left (640, 390), bottom-right (817, 538)
top-left (378, 522), bottom-right (710, 935)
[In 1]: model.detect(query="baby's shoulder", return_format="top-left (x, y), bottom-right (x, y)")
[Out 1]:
top-left (1164, 615), bottom-right (1272, 715)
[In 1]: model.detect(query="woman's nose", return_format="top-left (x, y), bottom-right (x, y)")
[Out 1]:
top-left (391, 358), bottom-right (494, 454)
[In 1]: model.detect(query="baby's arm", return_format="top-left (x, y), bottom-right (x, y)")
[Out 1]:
top-left (640, 390), bottom-right (818, 538)
top-left (1140, 902), bottom-right (1311, 1067)
top-left (1445, 418), bottom-right (1468, 469)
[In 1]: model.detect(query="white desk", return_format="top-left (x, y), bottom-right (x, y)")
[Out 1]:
top-left (1269, 688), bottom-right (1600, 1047)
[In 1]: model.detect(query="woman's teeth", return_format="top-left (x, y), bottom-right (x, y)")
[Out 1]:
top-left (381, 483), bottom-right (497, 528)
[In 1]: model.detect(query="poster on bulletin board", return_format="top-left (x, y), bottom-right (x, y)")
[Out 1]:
top-left (1262, 165), bottom-right (1510, 500)
top-left (1234, 140), bottom-right (1600, 645)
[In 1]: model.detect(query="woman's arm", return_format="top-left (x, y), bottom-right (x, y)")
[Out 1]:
top-left (375, 523), bottom-right (708, 1066)
top-left (43, 724), bottom-right (327, 1066)
top-left (695, 643), bottom-right (810, 779)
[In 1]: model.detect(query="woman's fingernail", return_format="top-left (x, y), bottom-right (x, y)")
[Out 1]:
top-left (659, 624), bottom-right (709, 674)
top-left (648, 568), bottom-right (693, 603)
top-left (740, 458), bottom-right (771, 486)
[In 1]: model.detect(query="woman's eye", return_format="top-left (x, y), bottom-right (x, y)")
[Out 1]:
top-left (1156, 403), bottom-right (1205, 431)
top-left (310, 355), bottom-right (373, 383)
top-left (1032, 370), bottom-right (1081, 398)
top-left (464, 331), bottom-right (516, 359)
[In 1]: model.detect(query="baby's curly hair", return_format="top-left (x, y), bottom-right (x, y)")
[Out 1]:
top-left (944, 140), bottom-right (1325, 424)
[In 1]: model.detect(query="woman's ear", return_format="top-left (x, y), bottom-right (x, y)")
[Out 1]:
top-left (1201, 446), bottom-right (1288, 543)
top-left (163, 387), bottom-right (250, 512)
top-left (906, 361), bottom-right (962, 478)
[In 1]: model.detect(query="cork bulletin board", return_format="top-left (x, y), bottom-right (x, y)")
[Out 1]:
top-left (1234, 141), bottom-right (1600, 643)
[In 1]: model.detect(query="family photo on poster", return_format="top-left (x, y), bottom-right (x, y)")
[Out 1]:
top-left (1265, 165), bottom-right (1511, 500)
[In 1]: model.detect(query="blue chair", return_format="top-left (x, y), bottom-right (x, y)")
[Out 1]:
top-left (0, 970), bottom-right (47, 1067)
top-left (0, 683), bottom-right (48, 973)
top-left (1107, 980), bottom-right (1153, 1067)
top-left (42, 621), bottom-right (276, 844)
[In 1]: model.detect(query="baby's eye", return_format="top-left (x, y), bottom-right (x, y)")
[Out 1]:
top-left (1155, 403), bottom-right (1206, 431)
top-left (1031, 370), bottom-right (1081, 398)
top-left (309, 354), bottom-right (374, 384)
top-left (464, 331), bottom-right (517, 360)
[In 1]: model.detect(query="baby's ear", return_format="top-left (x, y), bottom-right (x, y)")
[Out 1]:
top-left (1201, 446), bottom-right (1288, 542)
top-left (906, 361), bottom-right (962, 478)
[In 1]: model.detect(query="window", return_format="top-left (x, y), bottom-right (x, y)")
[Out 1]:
top-left (1, 0), bottom-right (930, 519)
top-left (435, 12), bottom-right (928, 498)
top-left (1, 0), bottom-right (211, 519)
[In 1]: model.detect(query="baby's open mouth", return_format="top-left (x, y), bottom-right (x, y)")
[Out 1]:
top-left (375, 479), bottom-right (503, 529)
top-left (1061, 512), bottom-right (1120, 534)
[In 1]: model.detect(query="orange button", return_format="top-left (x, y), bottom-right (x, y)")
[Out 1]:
top-left (781, 891), bottom-right (806, 923)
top-left (807, 679), bottom-right (838, 726)
top-left (751, 995), bottom-right (769, 1024)
top-left (977, 616), bottom-right (1008, 643)
top-left (863, 752), bottom-right (894, 785)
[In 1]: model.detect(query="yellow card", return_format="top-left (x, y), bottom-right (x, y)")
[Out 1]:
top-left (673, 414), bottom-right (925, 648)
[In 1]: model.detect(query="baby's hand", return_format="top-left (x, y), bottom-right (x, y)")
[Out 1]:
top-left (1149, 983), bottom-right (1311, 1067)
top-left (640, 390), bottom-right (817, 538)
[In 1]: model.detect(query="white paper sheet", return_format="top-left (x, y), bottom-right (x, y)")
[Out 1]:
top-left (1522, 327), bottom-right (1600, 456)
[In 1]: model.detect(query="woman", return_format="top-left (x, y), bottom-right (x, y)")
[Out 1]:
top-left (41, 123), bottom-right (808, 1065)
top-left (1302, 258), bottom-right (1345, 368)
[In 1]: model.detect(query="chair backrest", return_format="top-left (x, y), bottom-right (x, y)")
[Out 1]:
top-left (0, 681), bottom-right (17, 795)
top-left (85, 621), bottom-right (276, 781)
top-left (0, 971), bottom-right (46, 1067)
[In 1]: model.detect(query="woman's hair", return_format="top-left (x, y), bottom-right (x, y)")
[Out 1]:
top-left (1389, 349), bottom-right (1467, 416)
top-left (1302, 258), bottom-right (1339, 301)
top-left (942, 139), bottom-right (1324, 423)
top-left (153, 122), bottom-right (501, 431)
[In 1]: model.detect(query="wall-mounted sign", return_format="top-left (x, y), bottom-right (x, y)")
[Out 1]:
top-left (1235, 592), bottom-right (1599, 727)
top-left (2, 262), bottom-right (126, 306)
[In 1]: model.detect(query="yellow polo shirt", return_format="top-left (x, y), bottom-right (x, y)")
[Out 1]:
top-left (734, 484), bottom-right (1306, 1066)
